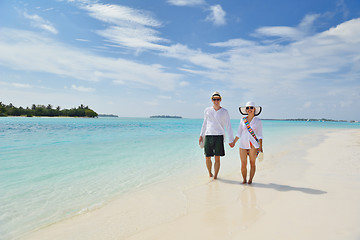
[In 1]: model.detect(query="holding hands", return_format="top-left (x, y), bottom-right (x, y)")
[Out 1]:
top-left (229, 137), bottom-right (239, 148)
top-left (229, 138), bottom-right (263, 153)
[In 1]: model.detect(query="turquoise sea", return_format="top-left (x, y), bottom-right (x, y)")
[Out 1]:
top-left (0, 117), bottom-right (359, 239)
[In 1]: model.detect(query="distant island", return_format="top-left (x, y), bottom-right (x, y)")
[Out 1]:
top-left (98, 114), bottom-right (119, 118)
top-left (262, 118), bottom-right (357, 123)
top-left (0, 102), bottom-right (98, 118)
top-left (150, 115), bottom-right (182, 119)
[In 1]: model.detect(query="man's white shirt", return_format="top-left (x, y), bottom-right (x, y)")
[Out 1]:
top-left (200, 107), bottom-right (234, 142)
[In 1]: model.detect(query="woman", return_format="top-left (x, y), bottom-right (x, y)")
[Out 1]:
top-left (230, 101), bottom-right (263, 184)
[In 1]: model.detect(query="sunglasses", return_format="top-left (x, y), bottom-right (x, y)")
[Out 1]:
top-left (246, 106), bottom-right (254, 110)
top-left (212, 98), bottom-right (221, 101)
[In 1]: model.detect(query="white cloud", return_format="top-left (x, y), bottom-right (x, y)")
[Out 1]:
top-left (71, 85), bottom-right (95, 92)
top-left (209, 39), bottom-right (255, 48)
top-left (336, 0), bottom-right (350, 19)
top-left (174, 17), bottom-right (360, 118)
top-left (158, 95), bottom-right (172, 99)
top-left (157, 16), bottom-right (360, 98)
top-left (12, 83), bottom-right (32, 88)
top-left (0, 81), bottom-right (32, 88)
top-left (4, 1), bottom-right (360, 119)
top-left (23, 12), bottom-right (58, 34)
top-left (167, 0), bottom-right (205, 6)
top-left (298, 14), bottom-right (321, 31)
top-left (179, 81), bottom-right (189, 87)
top-left (254, 14), bottom-right (320, 41)
top-left (255, 26), bottom-right (304, 41)
top-left (82, 3), bottom-right (161, 27)
top-left (97, 26), bottom-right (168, 51)
top-left (43, 8), bottom-right (55, 12)
top-left (324, 18), bottom-right (360, 42)
top-left (80, 3), bottom-right (168, 51)
top-left (0, 28), bottom-right (181, 91)
top-left (208, 18), bottom-right (360, 81)
top-left (205, 5), bottom-right (226, 26)
top-left (75, 38), bottom-right (90, 42)
top-left (163, 43), bottom-right (227, 70)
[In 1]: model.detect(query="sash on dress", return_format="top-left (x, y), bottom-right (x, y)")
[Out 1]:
top-left (243, 117), bottom-right (260, 157)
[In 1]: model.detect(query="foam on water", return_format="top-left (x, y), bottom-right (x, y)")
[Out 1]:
top-left (0, 117), bottom-right (359, 239)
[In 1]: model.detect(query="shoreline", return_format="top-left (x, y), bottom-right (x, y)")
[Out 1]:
top-left (22, 128), bottom-right (360, 240)
top-left (2, 116), bottom-right (359, 123)
top-left (0, 116), bottom-right (95, 118)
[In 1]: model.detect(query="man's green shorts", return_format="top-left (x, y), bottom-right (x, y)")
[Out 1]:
top-left (204, 135), bottom-right (225, 157)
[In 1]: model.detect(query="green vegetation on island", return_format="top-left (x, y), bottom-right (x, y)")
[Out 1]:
top-left (0, 102), bottom-right (98, 118)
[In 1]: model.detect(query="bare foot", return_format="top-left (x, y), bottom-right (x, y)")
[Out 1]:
top-left (209, 173), bottom-right (213, 177)
top-left (213, 175), bottom-right (218, 179)
top-left (242, 180), bottom-right (247, 184)
top-left (248, 180), bottom-right (252, 184)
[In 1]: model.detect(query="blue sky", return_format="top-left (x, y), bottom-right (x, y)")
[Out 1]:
top-left (0, 0), bottom-right (359, 120)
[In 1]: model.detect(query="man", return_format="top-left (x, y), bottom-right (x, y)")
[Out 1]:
top-left (199, 92), bottom-right (234, 179)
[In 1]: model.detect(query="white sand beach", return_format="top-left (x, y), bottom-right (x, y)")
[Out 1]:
top-left (23, 129), bottom-right (360, 240)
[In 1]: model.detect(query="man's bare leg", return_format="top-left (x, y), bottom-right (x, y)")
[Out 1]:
top-left (214, 156), bottom-right (220, 179)
top-left (206, 157), bottom-right (213, 177)
top-left (248, 148), bottom-right (257, 184)
top-left (240, 148), bottom-right (248, 184)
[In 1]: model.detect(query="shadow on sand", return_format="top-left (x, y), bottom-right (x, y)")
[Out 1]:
top-left (217, 179), bottom-right (327, 195)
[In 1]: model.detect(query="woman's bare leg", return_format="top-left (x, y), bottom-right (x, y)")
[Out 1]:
top-left (240, 148), bottom-right (248, 184)
top-left (248, 147), bottom-right (257, 184)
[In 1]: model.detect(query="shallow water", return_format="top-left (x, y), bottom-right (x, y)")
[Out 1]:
top-left (0, 117), bottom-right (358, 239)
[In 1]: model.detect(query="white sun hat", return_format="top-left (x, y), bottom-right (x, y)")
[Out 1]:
top-left (239, 101), bottom-right (262, 116)
top-left (211, 91), bottom-right (221, 99)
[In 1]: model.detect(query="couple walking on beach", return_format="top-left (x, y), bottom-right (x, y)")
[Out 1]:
top-left (199, 92), bottom-right (263, 184)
